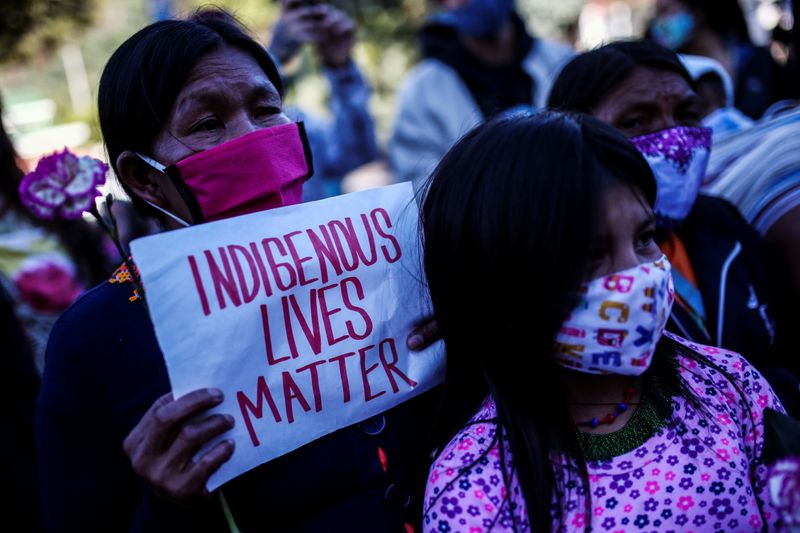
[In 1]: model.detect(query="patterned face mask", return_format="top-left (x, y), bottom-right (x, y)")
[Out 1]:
top-left (554, 256), bottom-right (675, 376)
top-left (632, 126), bottom-right (712, 229)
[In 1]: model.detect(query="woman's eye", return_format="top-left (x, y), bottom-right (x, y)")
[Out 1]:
top-left (617, 116), bottom-right (647, 134)
top-left (620, 117), bottom-right (641, 128)
top-left (190, 117), bottom-right (222, 133)
top-left (255, 106), bottom-right (280, 120)
top-left (677, 108), bottom-right (702, 125)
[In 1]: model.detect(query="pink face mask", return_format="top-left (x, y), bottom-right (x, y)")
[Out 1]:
top-left (138, 122), bottom-right (313, 224)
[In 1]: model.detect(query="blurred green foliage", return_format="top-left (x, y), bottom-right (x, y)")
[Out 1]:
top-left (0, 0), bottom-right (585, 149)
top-left (0, 0), bottom-right (99, 63)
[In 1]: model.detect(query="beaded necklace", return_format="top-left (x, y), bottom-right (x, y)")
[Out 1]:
top-left (571, 386), bottom-right (637, 429)
top-left (575, 375), bottom-right (675, 461)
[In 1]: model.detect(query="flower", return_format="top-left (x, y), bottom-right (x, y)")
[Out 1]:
top-left (768, 456), bottom-right (800, 528)
top-left (19, 148), bottom-right (107, 220)
top-left (19, 148), bottom-right (147, 306)
top-left (440, 497), bottom-right (462, 519)
top-left (13, 255), bottom-right (82, 312)
top-left (677, 495), bottom-right (694, 511)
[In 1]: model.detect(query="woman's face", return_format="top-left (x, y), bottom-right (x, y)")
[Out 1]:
top-left (591, 66), bottom-right (703, 138)
top-left (119, 45), bottom-right (290, 226)
top-left (591, 182), bottom-right (661, 279)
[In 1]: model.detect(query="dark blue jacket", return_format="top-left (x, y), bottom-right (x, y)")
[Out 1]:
top-left (667, 194), bottom-right (799, 414)
top-left (37, 279), bottom-right (438, 532)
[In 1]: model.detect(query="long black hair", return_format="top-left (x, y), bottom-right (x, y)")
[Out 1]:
top-left (547, 40), bottom-right (694, 114)
top-left (421, 111), bottom-right (661, 530)
top-left (97, 8), bottom-right (283, 219)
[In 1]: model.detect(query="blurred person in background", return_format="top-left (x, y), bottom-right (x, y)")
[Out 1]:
top-left (698, 0), bottom-right (800, 307)
top-left (680, 54), bottom-right (754, 138)
top-left (389, 0), bottom-right (573, 187)
top-left (0, 95), bottom-right (112, 371)
top-left (548, 40), bottom-right (800, 416)
top-left (647, 0), bottom-right (790, 119)
top-left (268, 0), bottom-right (379, 201)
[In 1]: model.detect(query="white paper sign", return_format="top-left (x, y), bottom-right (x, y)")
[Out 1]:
top-left (131, 183), bottom-right (444, 490)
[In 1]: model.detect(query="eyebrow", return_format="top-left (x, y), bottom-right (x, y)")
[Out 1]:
top-left (636, 214), bottom-right (656, 235)
top-left (615, 101), bottom-right (658, 116)
top-left (594, 213), bottom-right (655, 241)
top-left (175, 82), bottom-right (281, 115)
top-left (247, 84), bottom-right (282, 106)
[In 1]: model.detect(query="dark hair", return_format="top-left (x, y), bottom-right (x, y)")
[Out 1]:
top-left (421, 111), bottom-right (658, 530)
top-left (0, 97), bottom-right (110, 285)
top-left (547, 40), bottom-right (694, 114)
top-left (98, 8), bottom-right (283, 218)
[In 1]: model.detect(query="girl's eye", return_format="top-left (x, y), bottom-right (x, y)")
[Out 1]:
top-left (636, 230), bottom-right (656, 248)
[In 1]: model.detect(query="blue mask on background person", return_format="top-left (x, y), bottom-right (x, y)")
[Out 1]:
top-left (651, 10), bottom-right (695, 51)
top-left (435, 0), bottom-right (516, 39)
top-left (703, 107), bottom-right (754, 139)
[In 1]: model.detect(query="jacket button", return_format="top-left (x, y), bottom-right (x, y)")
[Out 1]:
top-left (385, 483), bottom-right (411, 508)
top-left (358, 414), bottom-right (386, 435)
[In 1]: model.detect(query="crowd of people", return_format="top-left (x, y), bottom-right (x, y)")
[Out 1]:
top-left (3, 0), bottom-right (800, 531)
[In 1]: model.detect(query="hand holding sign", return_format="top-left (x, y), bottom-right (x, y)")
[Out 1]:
top-left (128, 183), bottom-right (443, 494)
top-left (123, 389), bottom-right (234, 505)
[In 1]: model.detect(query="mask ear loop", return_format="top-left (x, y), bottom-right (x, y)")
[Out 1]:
top-left (142, 198), bottom-right (191, 227)
top-left (136, 153), bottom-right (167, 172)
top-left (135, 153), bottom-right (192, 228)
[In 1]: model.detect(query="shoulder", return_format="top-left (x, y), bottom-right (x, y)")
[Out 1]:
top-left (42, 275), bottom-right (163, 406)
top-left (689, 194), bottom-right (750, 226)
top-left (663, 332), bottom-right (782, 416)
top-left (686, 195), bottom-right (762, 242)
top-left (48, 279), bottom-right (146, 355)
top-left (528, 38), bottom-right (574, 69)
top-left (397, 59), bottom-right (464, 100)
top-left (681, 194), bottom-right (764, 250)
top-left (424, 398), bottom-right (526, 532)
top-left (427, 397), bottom-right (499, 475)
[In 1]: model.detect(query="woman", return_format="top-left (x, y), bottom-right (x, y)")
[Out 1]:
top-left (547, 40), bottom-right (799, 417)
top-left (421, 111), bottom-right (784, 531)
top-left (37, 10), bottom-right (437, 532)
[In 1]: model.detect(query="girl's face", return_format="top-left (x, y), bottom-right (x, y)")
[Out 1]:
top-left (590, 182), bottom-right (661, 279)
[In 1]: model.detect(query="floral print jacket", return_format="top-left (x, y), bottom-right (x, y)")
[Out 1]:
top-left (423, 332), bottom-right (785, 532)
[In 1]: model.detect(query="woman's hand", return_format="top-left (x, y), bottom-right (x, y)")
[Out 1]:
top-left (123, 388), bottom-right (235, 504)
top-left (407, 316), bottom-right (440, 351)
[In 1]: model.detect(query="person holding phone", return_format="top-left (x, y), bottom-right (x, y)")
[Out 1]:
top-left (269, 0), bottom-right (379, 202)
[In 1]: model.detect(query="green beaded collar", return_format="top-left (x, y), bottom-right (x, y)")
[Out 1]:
top-left (575, 375), bottom-right (675, 462)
